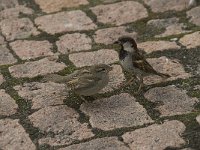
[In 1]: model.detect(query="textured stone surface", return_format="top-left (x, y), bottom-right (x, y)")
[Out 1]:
top-left (0, 119), bottom-right (36, 150)
top-left (80, 93), bottom-right (153, 130)
top-left (0, 45), bottom-right (17, 65)
top-left (10, 40), bottom-right (53, 60)
top-left (143, 0), bottom-right (190, 12)
top-left (14, 82), bottom-right (67, 109)
top-left (56, 33), bottom-right (92, 54)
top-left (138, 41), bottom-right (180, 54)
top-left (0, 89), bottom-right (18, 116)
top-left (0, 74), bottom-right (4, 85)
top-left (35, 0), bottom-right (89, 13)
top-left (91, 1), bottom-right (148, 25)
top-left (0, 6), bottom-right (33, 20)
top-left (59, 137), bottom-right (130, 150)
top-left (93, 26), bottom-right (137, 45)
top-left (147, 17), bottom-right (190, 37)
top-left (179, 31), bottom-right (200, 48)
top-left (0, 35), bottom-right (5, 44)
top-left (69, 49), bottom-right (118, 67)
top-left (29, 106), bottom-right (94, 146)
top-left (35, 10), bottom-right (97, 34)
top-left (9, 56), bottom-right (66, 78)
top-left (0, 18), bottom-right (39, 41)
top-left (100, 65), bottom-right (125, 93)
top-left (144, 85), bottom-right (198, 116)
top-left (122, 120), bottom-right (186, 150)
top-left (143, 56), bottom-right (192, 85)
top-left (0, 0), bottom-right (18, 10)
top-left (187, 6), bottom-right (200, 26)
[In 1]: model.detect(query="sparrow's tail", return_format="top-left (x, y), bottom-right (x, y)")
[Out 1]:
top-left (156, 72), bottom-right (170, 78)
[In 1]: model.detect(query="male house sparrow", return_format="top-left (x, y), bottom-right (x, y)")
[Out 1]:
top-left (43, 64), bottom-right (112, 98)
top-left (114, 36), bottom-right (170, 92)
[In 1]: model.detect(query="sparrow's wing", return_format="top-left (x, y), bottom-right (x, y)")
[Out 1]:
top-left (69, 74), bottom-right (102, 89)
top-left (132, 50), bottom-right (170, 77)
top-left (132, 50), bottom-right (158, 74)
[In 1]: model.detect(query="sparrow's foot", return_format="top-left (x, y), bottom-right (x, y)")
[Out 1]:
top-left (121, 77), bottom-right (135, 87)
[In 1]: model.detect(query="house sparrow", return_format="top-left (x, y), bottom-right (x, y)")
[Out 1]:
top-left (42, 64), bottom-right (112, 99)
top-left (114, 36), bottom-right (170, 92)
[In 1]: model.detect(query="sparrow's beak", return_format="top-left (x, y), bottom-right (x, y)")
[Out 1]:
top-left (108, 65), bottom-right (113, 71)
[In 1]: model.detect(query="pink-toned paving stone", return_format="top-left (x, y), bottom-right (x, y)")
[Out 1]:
top-left (0, 0), bottom-right (19, 10)
top-left (0, 119), bottom-right (36, 149)
top-left (179, 31), bottom-right (200, 48)
top-left (10, 40), bottom-right (54, 60)
top-left (122, 120), bottom-right (186, 150)
top-left (138, 41), bottom-right (180, 54)
top-left (100, 65), bottom-right (125, 93)
top-left (197, 115), bottom-right (200, 125)
top-left (0, 45), bottom-right (17, 65)
top-left (0, 89), bottom-right (18, 116)
top-left (35, 10), bottom-right (97, 34)
top-left (9, 56), bottom-right (66, 78)
top-left (143, 56), bottom-right (192, 85)
top-left (56, 33), bottom-right (92, 54)
top-left (144, 85), bottom-right (198, 116)
top-left (147, 17), bottom-right (190, 38)
top-left (187, 6), bottom-right (200, 26)
top-left (80, 93), bottom-right (153, 131)
top-left (14, 82), bottom-right (67, 109)
top-left (59, 137), bottom-right (130, 150)
top-left (0, 74), bottom-right (4, 85)
top-left (0, 35), bottom-right (5, 44)
top-left (0, 6), bottom-right (33, 20)
top-left (35, 0), bottom-right (89, 13)
top-left (143, 0), bottom-right (190, 13)
top-left (93, 26), bottom-right (137, 45)
top-left (91, 1), bottom-right (148, 26)
top-left (0, 18), bottom-right (40, 41)
top-left (69, 49), bottom-right (118, 67)
top-left (29, 105), bottom-right (94, 146)
top-left (0, 119), bottom-right (36, 150)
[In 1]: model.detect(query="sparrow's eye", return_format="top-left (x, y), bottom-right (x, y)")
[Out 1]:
top-left (97, 68), bottom-right (106, 72)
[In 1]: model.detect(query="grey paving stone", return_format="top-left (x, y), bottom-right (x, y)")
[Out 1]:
top-left (69, 49), bottom-right (118, 67)
top-left (35, 10), bottom-right (97, 34)
top-left (91, 1), bottom-right (148, 26)
top-left (0, 74), bottom-right (4, 85)
top-left (80, 93), bottom-right (153, 131)
top-left (14, 82), bottom-right (67, 109)
top-left (10, 40), bottom-right (54, 60)
top-left (93, 26), bottom-right (137, 45)
top-left (144, 85), bottom-right (198, 116)
top-left (0, 45), bottom-right (17, 65)
top-left (0, 0), bottom-right (18, 11)
top-left (138, 41), bottom-right (180, 54)
top-left (0, 119), bottom-right (36, 150)
top-left (0, 89), bottom-right (18, 116)
top-left (122, 120), bottom-right (186, 150)
top-left (0, 6), bottom-right (33, 20)
top-left (35, 0), bottom-right (89, 13)
top-left (147, 17), bottom-right (190, 37)
top-left (143, 56), bottom-right (192, 85)
top-left (0, 35), bottom-right (5, 44)
top-left (59, 137), bottom-right (130, 150)
top-left (100, 65), bottom-right (125, 93)
top-left (29, 105), bottom-right (94, 146)
top-left (9, 56), bottom-right (66, 78)
top-left (143, 0), bottom-right (190, 13)
top-left (187, 6), bottom-right (200, 26)
top-left (56, 33), bottom-right (92, 54)
top-left (179, 31), bottom-right (200, 48)
top-left (0, 18), bottom-right (40, 41)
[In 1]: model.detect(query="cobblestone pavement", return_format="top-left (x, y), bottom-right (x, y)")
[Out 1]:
top-left (0, 0), bottom-right (200, 150)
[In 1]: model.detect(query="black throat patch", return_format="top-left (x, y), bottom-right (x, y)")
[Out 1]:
top-left (119, 48), bottom-right (128, 60)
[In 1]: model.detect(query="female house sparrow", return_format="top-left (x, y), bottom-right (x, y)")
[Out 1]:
top-left (114, 36), bottom-right (170, 92)
top-left (43, 64), bottom-right (112, 98)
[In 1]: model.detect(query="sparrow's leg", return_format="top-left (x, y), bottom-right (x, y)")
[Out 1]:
top-left (136, 76), bottom-right (144, 94)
